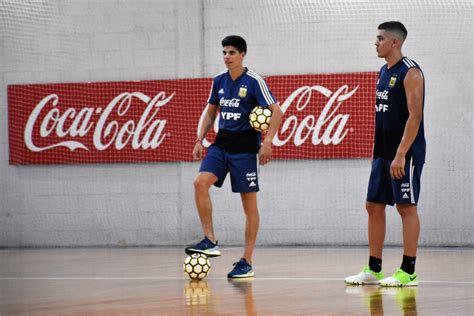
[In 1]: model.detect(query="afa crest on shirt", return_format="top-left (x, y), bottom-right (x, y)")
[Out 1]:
top-left (389, 75), bottom-right (397, 88)
top-left (238, 86), bottom-right (247, 98)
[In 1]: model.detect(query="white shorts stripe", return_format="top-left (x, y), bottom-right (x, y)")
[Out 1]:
top-left (256, 153), bottom-right (260, 176)
top-left (247, 70), bottom-right (275, 105)
top-left (409, 158), bottom-right (415, 204)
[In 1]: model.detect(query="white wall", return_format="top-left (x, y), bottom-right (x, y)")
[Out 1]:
top-left (0, 0), bottom-right (472, 247)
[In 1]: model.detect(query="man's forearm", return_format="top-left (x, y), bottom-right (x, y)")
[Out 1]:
top-left (263, 105), bottom-right (283, 144)
top-left (396, 115), bottom-right (422, 157)
top-left (197, 107), bottom-right (217, 140)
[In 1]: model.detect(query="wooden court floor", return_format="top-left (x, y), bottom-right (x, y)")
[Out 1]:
top-left (1, 247), bottom-right (473, 315)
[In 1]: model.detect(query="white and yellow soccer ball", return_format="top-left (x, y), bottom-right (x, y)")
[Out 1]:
top-left (249, 106), bottom-right (272, 132)
top-left (183, 253), bottom-right (211, 280)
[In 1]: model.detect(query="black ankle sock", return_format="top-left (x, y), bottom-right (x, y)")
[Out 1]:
top-left (401, 255), bottom-right (416, 274)
top-left (369, 256), bottom-right (382, 272)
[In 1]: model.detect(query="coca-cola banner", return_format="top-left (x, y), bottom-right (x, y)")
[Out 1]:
top-left (8, 73), bottom-right (377, 165)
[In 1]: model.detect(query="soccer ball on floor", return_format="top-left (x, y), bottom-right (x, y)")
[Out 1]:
top-left (249, 106), bottom-right (272, 132)
top-left (183, 253), bottom-right (211, 279)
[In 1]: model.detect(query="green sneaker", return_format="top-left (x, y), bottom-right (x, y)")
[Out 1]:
top-left (379, 269), bottom-right (418, 287)
top-left (344, 266), bottom-right (385, 285)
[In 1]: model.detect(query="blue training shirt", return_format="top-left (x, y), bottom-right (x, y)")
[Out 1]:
top-left (207, 68), bottom-right (277, 153)
top-left (373, 57), bottom-right (426, 164)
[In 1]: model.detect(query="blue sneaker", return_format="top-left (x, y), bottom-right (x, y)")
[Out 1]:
top-left (185, 236), bottom-right (221, 257)
top-left (227, 258), bottom-right (254, 278)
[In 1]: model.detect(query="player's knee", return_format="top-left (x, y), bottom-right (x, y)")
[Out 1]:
top-left (366, 202), bottom-right (384, 216)
top-left (194, 175), bottom-right (210, 191)
top-left (396, 204), bottom-right (417, 217)
top-left (365, 202), bottom-right (375, 215)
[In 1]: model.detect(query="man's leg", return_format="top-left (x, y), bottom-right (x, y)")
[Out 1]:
top-left (379, 163), bottom-right (421, 286)
top-left (227, 152), bottom-right (258, 278)
top-left (344, 159), bottom-right (390, 285)
top-left (227, 191), bottom-right (258, 278)
top-left (240, 192), bottom-right (259, 264)
top-left (396, 203), bottom-right (419, 276)
top-left (379, 160), bottom-right (422, 286)
top-left (344, 201), bottom-right (387, 285)
top-left (379, 203), bottom-right (419, 286)
top-left (396, 204), bottom-right (420, 257)
top-left (193, 172), bottom-right (218, 242)
top-left (367, 201), bottom-right (387, 260)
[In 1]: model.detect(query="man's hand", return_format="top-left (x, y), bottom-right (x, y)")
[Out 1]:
top-left (192, 142), bottom-right (204, 160)
top-left (259, 140), bottom-right (272, 165)
top-left (390, 154), bottom-right (405, 180)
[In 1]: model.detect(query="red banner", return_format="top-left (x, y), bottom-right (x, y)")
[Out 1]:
top-left (8, 73), bottom-right (377, 165)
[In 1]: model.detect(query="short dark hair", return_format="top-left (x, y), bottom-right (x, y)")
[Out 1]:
top-left (222, 35), bottom-right (247, 53)
top-left (378, 21), bottom-right (408, 40)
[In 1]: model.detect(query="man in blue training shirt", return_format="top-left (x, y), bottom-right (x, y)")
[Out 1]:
top-left (185, 35), bottom-right (283, 278)
top-left (345, 22), bottom-right (426, 287)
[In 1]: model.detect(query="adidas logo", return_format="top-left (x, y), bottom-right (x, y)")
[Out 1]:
top-left (218, 88), bottom-right (224, 94)
top-left (402, 193), bottom-right (409, 199)
top-left (249, 181), bottom-right (256, 187)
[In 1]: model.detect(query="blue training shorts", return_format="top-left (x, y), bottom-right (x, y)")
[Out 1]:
top-left (367, 157), bottom-right (423, 206)
top-left (199, 145), bottom-right (259, 193)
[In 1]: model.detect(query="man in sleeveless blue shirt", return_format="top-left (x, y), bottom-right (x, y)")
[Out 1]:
top-left (345, 22), bottom-right (426, 287)
top-left (185, 35), bottom-right (283, 278)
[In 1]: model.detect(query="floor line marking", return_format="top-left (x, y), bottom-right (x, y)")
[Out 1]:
top-left (1, 277), bottom-right (473, 284)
